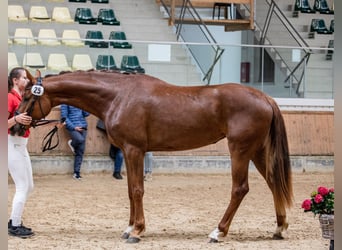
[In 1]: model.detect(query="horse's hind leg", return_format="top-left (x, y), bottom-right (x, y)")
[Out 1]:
top-left (209, 149), bottom-right (250, 242)
top-left (252, 151), bottom-right (288, 239)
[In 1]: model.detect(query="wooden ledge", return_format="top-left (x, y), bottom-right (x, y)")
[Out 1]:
top-left (173, 18), bottom-right (254, 30)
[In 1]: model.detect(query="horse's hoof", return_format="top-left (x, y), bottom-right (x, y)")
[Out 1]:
top-left (126, 236), bottom-right (141, 243)
top-left (121, 232), bottom-right (130, 239)
top-left (272, 233), bottom-right (284, 240)
top-left (208, 238), bottom-right (219, 243)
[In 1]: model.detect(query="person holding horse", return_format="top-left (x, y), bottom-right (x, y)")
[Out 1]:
top-left (60, 105), bottom-right (89, 180)
top-left (8, 67), bottom-right (36, 238)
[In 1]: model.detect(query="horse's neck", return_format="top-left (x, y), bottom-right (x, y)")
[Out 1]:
top-left (48, 77), bottom-right (114, 119)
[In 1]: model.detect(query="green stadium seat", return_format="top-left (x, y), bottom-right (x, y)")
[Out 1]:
top-left (329, 19), bottom-right (334, 33)
top-left (314, 0), bottom-right (334, 14)
top-left (120, 55), bottom-right (145, 73)
top-left (294, 0), bottom-right (315, 13)
top-left (85, 30), bottom-right (109, 48)
top-left (325, 40), bottom-right (333, 60)
top-left (310, 19), bottom-right (333, 34)
top-left (91, 0), bottom-right (109, 3)
top-left (96, 55), bottom-right (118, 70)
top-left (97, 8), bottom-right (120, 25)
top-left (109, 31), bottom-right (132, 49)
top-left (74, 8), bottom-right (97, 24)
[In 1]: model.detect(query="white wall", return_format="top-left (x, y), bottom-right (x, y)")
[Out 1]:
top-left (208, 26), bottom-right (242, 84)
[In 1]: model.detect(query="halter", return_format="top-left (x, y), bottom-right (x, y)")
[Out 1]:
top-left (24, 76), bottom-right (47, 126)
top-left (16, 76), bottom-right (65, 151)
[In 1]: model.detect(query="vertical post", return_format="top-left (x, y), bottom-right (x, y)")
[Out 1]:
top-left (261, 46), bottom-right (264, 92)
top-left (169, 0), bottom-right (175, 26)
top-left (250, 0), bottom-right (254, 30)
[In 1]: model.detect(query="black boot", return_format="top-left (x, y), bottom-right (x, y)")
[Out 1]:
top-left (113, 172), bottom-right (123, 180)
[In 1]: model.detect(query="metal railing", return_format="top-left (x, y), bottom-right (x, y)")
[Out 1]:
top-left (159, 0), bottom-right (224, 84)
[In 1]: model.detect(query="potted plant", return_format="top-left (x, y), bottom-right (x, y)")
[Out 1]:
top-left (302, 186), bottom-right (334, 249)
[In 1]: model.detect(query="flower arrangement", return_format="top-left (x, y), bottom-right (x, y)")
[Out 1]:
top-left (301, 186), bottom-right (334, 216)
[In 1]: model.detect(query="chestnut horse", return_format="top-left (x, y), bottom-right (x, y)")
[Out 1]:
top-left (14, 69), bottom-right (293, 243)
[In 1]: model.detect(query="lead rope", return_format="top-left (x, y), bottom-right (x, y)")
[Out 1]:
top-left (41, 118), bottom-right (66, 152)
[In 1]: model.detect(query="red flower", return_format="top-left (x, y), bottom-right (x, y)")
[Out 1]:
top-left (314, 194), bottom-right (323, 203)
top-left (318, 186), bottom-right (329, 196)
top-left (301, 199), bottom-right (312, 210)
top-left (302, 186), bottom-right (334, 216)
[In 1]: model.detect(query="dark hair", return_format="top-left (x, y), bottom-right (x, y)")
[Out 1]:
top-left (8, 67), bottom-right (25, 93)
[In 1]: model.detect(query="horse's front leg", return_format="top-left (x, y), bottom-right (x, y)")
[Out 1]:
top-left (121, 147), bottom-right (146, 243)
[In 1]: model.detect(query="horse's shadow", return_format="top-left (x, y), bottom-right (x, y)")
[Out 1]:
top-left (35, 227), bottom-right (275, 243)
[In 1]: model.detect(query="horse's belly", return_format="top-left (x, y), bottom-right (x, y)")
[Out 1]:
top-left (150, 131), bottom-right (225, 151)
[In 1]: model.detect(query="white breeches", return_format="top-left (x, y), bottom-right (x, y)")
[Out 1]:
top-left (8, 135), bottom-right (34, 227)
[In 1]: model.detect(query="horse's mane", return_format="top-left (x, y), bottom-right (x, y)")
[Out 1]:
top-left (44, 69), bottom-right (137, 79)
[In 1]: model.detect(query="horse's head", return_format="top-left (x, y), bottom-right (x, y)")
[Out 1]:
top-left (11, 69), bottom-right (53, 135)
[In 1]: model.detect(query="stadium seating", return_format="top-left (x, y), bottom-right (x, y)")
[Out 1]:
top-left (62, 30), bottom-right (85, 47)
top-left (329, 19), bottom-right (334, 33)
top-left (120, 55), bottom-right (145, 73)
top-left (310, 19), bottom-right (333, 34)
top-left (109, 31), bottom-right (132, 49)
top-left (48, 53), bottom-right (72, 71)
top-left (313, 0), bottom-right (334, 14)
top-left (91, 0), bottom-right (109, 3)
top-left (38, 29), bottom-right (61, 46)
top-left (8, 5), bottom-right (28, 22)
top-left (23, 52), bottom-right (45, 69)
top-left (8, 52), bottom-right (20, 71)
top-left (72, 54), bottom-right (94, 70)
top-left (325, 39), bottom-right (333, 60)
top-left (85, 30), bottom-right (109, 48)
top-left (74, 8), bottom-right (97, 24)
top-left (14, 28), bottom-right (37, 45)
top-left (96, 55), bottom-right (119, 70)
top-left (294, 0), bottom-right (315, 13)
top-left (29, 6), bottom-right (51, 22)
top-left (97, 8), bottom-right (120, 25)
top-left (52, 7), bottom-right (74, 23)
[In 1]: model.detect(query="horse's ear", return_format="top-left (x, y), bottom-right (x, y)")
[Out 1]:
top-left (25, 69), bottom-right (35, 84)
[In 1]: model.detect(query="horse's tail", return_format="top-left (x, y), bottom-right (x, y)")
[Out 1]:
top-left (266, 98), bottom-right (293, 209)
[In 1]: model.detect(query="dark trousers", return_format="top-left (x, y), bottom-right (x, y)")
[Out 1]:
top-left (69, 130), bottom-right (87, 175)
top-left (110, 145), bottom-right (123, 173)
